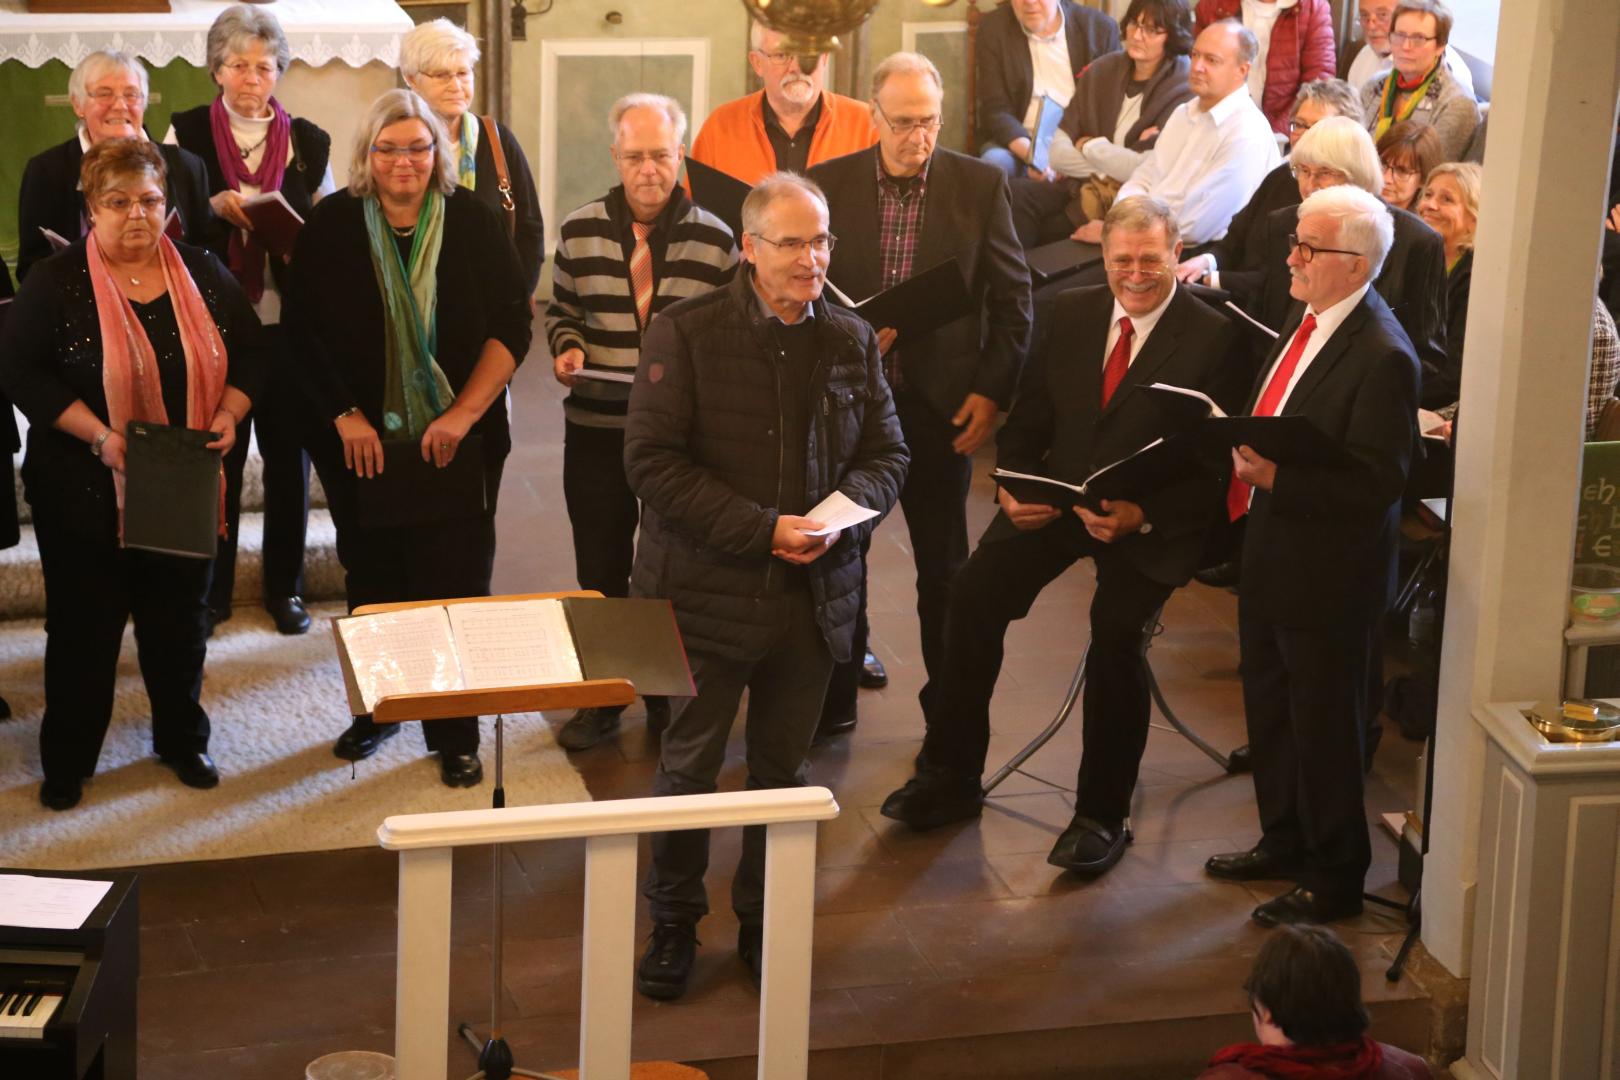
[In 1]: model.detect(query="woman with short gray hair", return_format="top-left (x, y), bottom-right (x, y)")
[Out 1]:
top-left (165, 3), bottom-right (337, 637)
top-left (16, 49), bottom-right (213, 280)
top-left (400, 18), bottom-right (545, 293)
top-left (284, 88), bottom-right (532, 789)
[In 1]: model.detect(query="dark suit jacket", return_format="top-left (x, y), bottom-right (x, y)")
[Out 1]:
top-left (1242, 203), bottom-right (1447, 406)
top-left (810, 146), bottom-right (1033, 422)
top-left (990, 284), bottom-right (1243, 585)
top-left (16, 135), bottom-right (214, 282)
top-left (1206, 161), bottom-right (1299, 300)
top-left (1238, 288), bottom-right (1419, 627)
top-left (974, 0), bottom-right (1121, 150)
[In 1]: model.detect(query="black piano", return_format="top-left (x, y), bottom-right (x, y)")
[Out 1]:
top-left (0, 869), bottom-right (137, 1080)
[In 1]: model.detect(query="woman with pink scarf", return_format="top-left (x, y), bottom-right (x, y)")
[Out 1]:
top-left (0, 139), bottom-right (265, 812)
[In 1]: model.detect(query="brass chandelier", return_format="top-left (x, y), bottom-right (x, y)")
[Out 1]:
top-left (739, 0), bottom-right (962, 57)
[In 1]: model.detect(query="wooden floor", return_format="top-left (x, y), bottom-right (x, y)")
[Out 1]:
top-left (118, 338), bottom-right (1429, 1078)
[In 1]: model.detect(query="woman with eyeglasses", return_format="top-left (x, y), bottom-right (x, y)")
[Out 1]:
top-left (1009, 0), bottom-right (1196, 248)
top-left (401, 19), bottom-right (544, 295)
top-left (1358, 0), bottom-right (1477, 162)
top-left (0, 139), bottom-right (265, 811)
top-left (1376, 119), bottom-right (1443, 211)
top-left (284, 90), bottom-right (531, 789)
top-left (165, 4), bottom-right (335, 639)
top-left (16, 49), bottom-right (213, 282)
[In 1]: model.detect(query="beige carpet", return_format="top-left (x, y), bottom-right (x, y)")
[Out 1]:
top-left (0, 603), bottom-right (592, 870)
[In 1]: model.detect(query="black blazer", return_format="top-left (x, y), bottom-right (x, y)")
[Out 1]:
top-left (1207, 161), bottom-right (1299, 300)
top-left (975, 0), bottom-right (1121, 150)
top-left (809, 146), bottom-right (1033, 422)
top-left (1238, 289), bottom-right (1419, 627)
top-left (990, 284), bottom-right (1243, 585)
top-left (16, 136), bottom-right (214, 282)
top-left (1245, 203), bottom-right (1448, 406)
top-left (0, 256), bottom-right (15, 453)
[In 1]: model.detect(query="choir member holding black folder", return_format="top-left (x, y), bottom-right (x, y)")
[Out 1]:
top-left (0, 139), bottom-right (265, 812)
top-left (881, 197), bottom-right (1241, 884)
top-left (285, 90), bottom-right (531, 790)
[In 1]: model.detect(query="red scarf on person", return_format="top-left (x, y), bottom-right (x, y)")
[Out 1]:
top-left (209, 94), bottom-right (291, 302)
top-left (87, 230), bottom-right (229, 538)
top-left (1208, 1036), bottom-right (1384, 1078)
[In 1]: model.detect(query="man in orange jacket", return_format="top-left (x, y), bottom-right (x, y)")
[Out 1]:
top-left (690, 22), bottom-right (878, 184)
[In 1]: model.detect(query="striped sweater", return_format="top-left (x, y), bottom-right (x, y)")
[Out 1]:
top-left (545, 185), bottom-right (737, 427)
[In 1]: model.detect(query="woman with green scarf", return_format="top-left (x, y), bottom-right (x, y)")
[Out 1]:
top-left (1357, 0), bottom-right (1477, 162)
top-left (285, 89), bottom-right (531, 789)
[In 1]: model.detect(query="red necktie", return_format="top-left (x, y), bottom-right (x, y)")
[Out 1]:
top-left (1226, 312), bottom-right (1318, 521)
top-left (630, 221), bottom-right (654, 333)
top-left (1100, 316), bottom-right (1134, 406)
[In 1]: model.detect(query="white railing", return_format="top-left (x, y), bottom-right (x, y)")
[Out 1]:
top-left (377, 787), bottom-right (841, 1080)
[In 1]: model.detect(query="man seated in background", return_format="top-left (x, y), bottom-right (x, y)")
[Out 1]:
top-left (545, 93), bottom-right (737, 751)
top-left (880, 196), bottom-right (1241, 883)
top-left (689, 21), bottom-right (876, 184)
top-left (974, 0), bottom-right (1121, 179)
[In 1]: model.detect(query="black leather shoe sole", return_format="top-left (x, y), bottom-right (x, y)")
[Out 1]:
top-left (333, 722), bottom-right (399, 762)
top-left (160, 752), bottom-right (220, 790)
top-left (1251, 886), bottom-right (1363, 927)
top-left (1047, 818), bottom-right (1130, 878)
top-left (1205, 847), bottom-right (1306, 882)
top-left (439, 753), bottom-right (484, 788)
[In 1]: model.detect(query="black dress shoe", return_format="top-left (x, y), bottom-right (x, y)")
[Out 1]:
top-left (859, 649), bottom-right (888, 689)
top-left (1047, 816), bottom-right (1130, 878)
top-left (880, 772), bottom-right (982, 830)
top-left (266, 595), bottom-right (312, 635)
top-left (637, 922), bottom-right (699, 1001)
top-left (813, 706), bottom-right (857, 744)
top-left (1225, 744), bottom-right (1252, 773)
top-left (205, 605), bottom-right (231, 637)
top-left (1251, 885), bottom-right (1363, 927)
top-left (1204, 846), bottom-right (1305, 882)
top-left (645, 697), bottom-right (671, 737)
top-left (738, 923), bottom-right (763, 990)
top-left (39, 776), bottom-right (83, 811)
top-left (333, 717), bottom-right (399, 761)
top-left (160, 751), bottom-right (220, 790)
top-left (439, 752), bottom-right (484, 788)
top-left (1193, 560), bottom-right (1241, 589)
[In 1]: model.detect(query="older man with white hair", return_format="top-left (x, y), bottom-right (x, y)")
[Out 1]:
top-left (16, 49), bottom-right (213, 280)
top-left (1206, 184), bottom-right (1419, 928)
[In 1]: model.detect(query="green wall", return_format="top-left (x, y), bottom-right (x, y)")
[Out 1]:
top-left (0, 59), bottom-right (217, 265)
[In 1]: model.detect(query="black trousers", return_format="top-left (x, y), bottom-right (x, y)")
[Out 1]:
top-left (920, 517), bottom-right (1172, 826)
top-left (1008, 178), bottom-right (1078, 250)
top-left (34, 511), bottom-right (212, 783)
top-left (1238, 612), bottom-right (1376, 900)
top-left (562, 421), bottom-right (638, 599)
top-left (308, 435), bottom-right (507, 756)
top-left (209, 324), bottom-right (310, 610)
top-left (644, 585), bottom-right (833, 925)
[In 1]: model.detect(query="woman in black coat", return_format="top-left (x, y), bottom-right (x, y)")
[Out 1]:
top-left (1415, 161), bottom-right (1480, 418)
top-left (166, 3), bottom-right (336, 637)
top-left (400, 18), bottom-right (545, 295)
top-left (0, 140), bottom-right (264, 811)
top-left (16, 50), bottom-right (213, 282)
top-left (285, 90), bottom-right (531, 789)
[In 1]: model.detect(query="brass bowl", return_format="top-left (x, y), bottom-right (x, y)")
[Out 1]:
top-left (1523, 699), bottom-right (1620, 742)
top-left (738, 0), bottom-right (883, 54)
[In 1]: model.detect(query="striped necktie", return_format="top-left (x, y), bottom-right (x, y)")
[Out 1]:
top-left (630, 221), bottom-right (654, 333)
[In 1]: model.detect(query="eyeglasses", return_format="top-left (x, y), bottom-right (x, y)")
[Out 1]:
top-left (1382, 161), bottom-right (1420, 181)
top-left (88, 88), bottom-right (143, 106)
top-left (420, 67), bottom-right (475, 84)
top-left (1290, 164), bottom-right (1348, 185)
top-left (1124, 21), bottom-right (1167, 38)
top-left (1103, 259), bottom-right (1170, 277)
top-left (98, 193), bottom-right (166, 215)
top-left (371, 142), bottom-right (435, 161)
top-left (1287, 117), bottom-right (1316, 134)
top-left (1287, 233), bottom-right (1363, 262)
top-left (616, 150), bottom-right (678, 168)
top-left (221, 60), bottom-right (276, 80)
top-left (750, 233), bottom-right (837, 255)
top-left (874, 103), bottom-right (944, 136)
top-left (1389, 31), bottom-right (1438, 46)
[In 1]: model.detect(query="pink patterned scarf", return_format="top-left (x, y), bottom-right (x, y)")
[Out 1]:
top-left (87, 230), bottom-right (229, 536)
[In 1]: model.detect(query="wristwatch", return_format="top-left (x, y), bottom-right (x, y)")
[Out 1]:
top-left (90, 429), bottom-right (113, 457)
top-left (333, 406), bottom-right (360, 424)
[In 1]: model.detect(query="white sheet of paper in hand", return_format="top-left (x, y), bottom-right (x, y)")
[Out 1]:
top-left (0, 874), bottom-right (114, 930)
top-left (571, 368), bottom-right (635, 385)
top-left (801, 491), bottom-right (879, 537)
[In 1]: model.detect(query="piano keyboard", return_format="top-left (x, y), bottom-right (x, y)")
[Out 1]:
top-left (0, 989), bottom-right (62, 1039)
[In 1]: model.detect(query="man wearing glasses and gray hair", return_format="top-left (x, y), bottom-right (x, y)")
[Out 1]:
top-left (809, 51), bottom-right (1032, 742)
top-left (624, 173), bottom-right (907, 1001)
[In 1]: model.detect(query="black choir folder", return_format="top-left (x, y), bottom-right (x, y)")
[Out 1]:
top-left (686, 156), bottom-right (751, 241)
top-left (827, 258), bottom-right (974, 343)
top-left (1141, 383), bottom-right (1351, 466)
top-left (121, 421), bottom-right (220, 559)
top-left (992, 436), bottom-right (1191, 512)
top-left (334, 596), bottom-right (694, 715)
top-left (1024, 237), bottom-right (1104, 283)
top-left (356, 436), bottom-right (487, 529)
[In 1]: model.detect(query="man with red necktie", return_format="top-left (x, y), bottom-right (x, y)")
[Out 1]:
top-left (880, 196), bottom-right (1242, 882)
top-left (1206, 185), bottom-right (1418, 927)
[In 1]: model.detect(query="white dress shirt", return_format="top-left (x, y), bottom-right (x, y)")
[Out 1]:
top-left (1117, 85), bottom-right (1281, 245)
top-left (1257, 283), bottom-right (1371, 412)
top-left (1021, 8), bottom-right (1078, 131)
top-left (1103, 283), bottom-right (1177, 372)
top-left (1347, 42), bottom-right (1476, 97)
top-left (1241, 0), bottom-right (1289, 107)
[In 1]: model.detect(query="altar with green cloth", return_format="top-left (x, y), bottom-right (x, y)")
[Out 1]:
top-left (0, 0), bottom-right (414, 265)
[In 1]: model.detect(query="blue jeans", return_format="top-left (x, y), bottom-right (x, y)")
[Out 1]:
top-left (979, 144), bottom-right (1022, 178)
